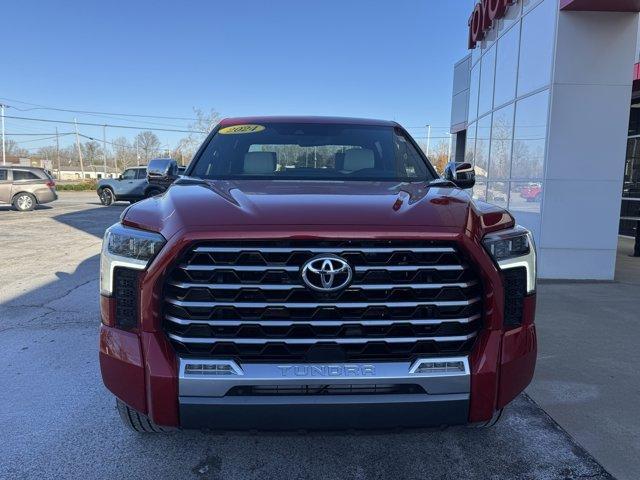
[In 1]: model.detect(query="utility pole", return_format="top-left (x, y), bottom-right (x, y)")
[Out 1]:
top-left (55, 127), bottom-right (60, 179)
top-left (74, 118), bottom-right (85, 178)
top-left (426, 124), bottom-right (432, 157)
top-left (1, 104), bottom-right (5, 166)
top-left (135, 137), bottom-right (140, 166)
top-left (102, 125), bottom-right (107, 179)
top-left (447, 133), bottom-right (452, 162)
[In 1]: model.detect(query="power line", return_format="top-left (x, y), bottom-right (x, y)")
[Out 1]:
top-left (0, 97), bottom-right (200, 121)
top-left (6, 104), bottom-right (195, 129)
top-left (15, 133), bottom-right (73, 144)
top-left (4, 132), bottom-right (66, 136)
top-left (2, 114), bottom-right (206, 134)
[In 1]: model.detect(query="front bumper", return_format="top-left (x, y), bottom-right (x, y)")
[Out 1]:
top-left (178, 357), bottom-right (470, 430)
top-left (100, 319), bottom-right (537, 429)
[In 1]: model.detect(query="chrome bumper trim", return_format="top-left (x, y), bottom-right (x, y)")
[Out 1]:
top-left (165, 313), bottom-right (482, 327)
top-left (165, 297), bottom-right (481, 309)
top-left (178, 356), bottom-right (470, 398)
top-left (169, 332), bottom-right (477, 345)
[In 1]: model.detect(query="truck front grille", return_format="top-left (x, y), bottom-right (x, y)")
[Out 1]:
top-left (162, 241), bottom-right (483, 362)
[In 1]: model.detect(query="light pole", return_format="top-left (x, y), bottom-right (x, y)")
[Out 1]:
top-left (1, 104), bottom-right (5, 165)
top-left (425, 124), bottom-right (432, 157)
top-left (102, 125), bottom-right (107, 178)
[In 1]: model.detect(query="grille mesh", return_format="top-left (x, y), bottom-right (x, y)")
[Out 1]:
top-left (503, 267), bottom-right (526, 328)
top-left (114, 267), bottom-right (139, 329)
top-left (163, 240), bottom-right (483, 362)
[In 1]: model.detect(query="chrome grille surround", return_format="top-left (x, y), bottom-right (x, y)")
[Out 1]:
top-left (163, 240), bottom-right (483, 362)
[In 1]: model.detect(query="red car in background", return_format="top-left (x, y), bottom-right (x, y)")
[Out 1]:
top-left (520, 183), bottom-right (542, 202)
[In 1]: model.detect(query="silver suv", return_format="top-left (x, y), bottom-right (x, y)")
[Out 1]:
top-left (0, 166), bottom-right (58, 211)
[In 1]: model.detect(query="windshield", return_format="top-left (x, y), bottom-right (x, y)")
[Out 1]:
top-left (189, 123), bottom-right (435, 182)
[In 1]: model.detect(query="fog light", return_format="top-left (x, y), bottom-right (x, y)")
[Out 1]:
top-left (410, 358), bottom-right (467, 374)
top-left (184, 363), bottom-right (240, 376)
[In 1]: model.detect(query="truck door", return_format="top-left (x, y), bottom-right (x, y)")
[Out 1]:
top-left (117, 168), bottom-right (139, 198)
top-left (132, 168), bottom-right (148, 196)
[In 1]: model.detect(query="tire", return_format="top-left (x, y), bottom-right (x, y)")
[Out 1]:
top-left (116, 398), bottom-right (171, 433)
top-left (99, 188), bottom-right (115, 206)
top-left (13, 192), bottom-right (36, 211)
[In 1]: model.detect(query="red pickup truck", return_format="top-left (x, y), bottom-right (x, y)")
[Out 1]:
top-left (99, 117), bottom-right (537, 432)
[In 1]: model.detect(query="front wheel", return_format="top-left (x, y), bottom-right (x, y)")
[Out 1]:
top-left (116, 398), bottom-right (171, 433)
top-left (99, 188), bottom-right (114, 206)
top-left (13, 193), bottom-right (36, 211)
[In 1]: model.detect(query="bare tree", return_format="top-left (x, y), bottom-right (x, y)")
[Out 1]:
top-left (175, 108), bottom-right (220, 163)
top-left (429, 140), bottom-right (450, 175)
top-left (4, 139), bottom-right (29, 157)
top-left (112, 136), bottom-right (136, 169)
top-left (135, 131), bottom-right (161, 163)
top-left (82, 141), bottom-right (103, 167)
top-left (36, 145), bottom-right (58, 161)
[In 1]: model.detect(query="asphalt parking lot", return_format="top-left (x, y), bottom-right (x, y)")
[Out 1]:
top-left (0, 192), bottom-right (616, 479)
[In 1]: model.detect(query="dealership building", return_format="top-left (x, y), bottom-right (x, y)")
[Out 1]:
top-left (450, 0), bottom-right (640, 279)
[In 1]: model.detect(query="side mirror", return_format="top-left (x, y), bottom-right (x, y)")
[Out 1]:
top-left (118, 174), bottom-right (123, 180)
top-left (147, 159), bottom-right (179, 182)
top-left (443, 162), bottom-right (475, 189)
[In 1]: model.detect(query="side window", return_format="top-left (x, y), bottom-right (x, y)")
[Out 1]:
top-left (13, 170), bottom-right (39, 181)
top-left (122, 169), bottom-right (136, 180)
top-left (0, 169), bottom-right (7, 181)
top-left (136, 168), bottom-right (147, 180)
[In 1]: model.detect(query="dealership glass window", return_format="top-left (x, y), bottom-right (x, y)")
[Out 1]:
top-left (494, 23), bottom-right (520, 108)
top-left (483, 21), bottom-right (499, 50)
top-left (509, 181), bottom-right (542, 214)
top-left (511, 89), bottom-right (549, 179)
top-left (489, 104), bottom-right (514, 180)
top-left (468, 63), bottom-right (481, 123)
top-left (620, 137), bottom-right (640, 236)
top-left (517, 0), bottom-right (555, 97)
top-left (474, 114), bottom-right (492, 179)
top-left (487, 181), bottom-right (509, 209)
top-left (465, 122), bottom-right (477, 165)
top-left (522, 0), bottom-right (543, 13)
top-left (473, 180), bottom-right (487, 202)
top-left (478, 45), bottom-right (496, 116)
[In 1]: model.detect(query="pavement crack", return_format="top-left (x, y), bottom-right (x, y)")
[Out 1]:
top-left (5, 278), bottom-right (95, 310)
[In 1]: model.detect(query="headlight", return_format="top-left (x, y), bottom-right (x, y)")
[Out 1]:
top-left (100, 223), bottom-right (166, 296)
top-left (482, 225), bottom-right (536, 293)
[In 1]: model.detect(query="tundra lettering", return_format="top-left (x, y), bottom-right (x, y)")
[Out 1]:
top-left (277, 365), bottom-right (377, 377)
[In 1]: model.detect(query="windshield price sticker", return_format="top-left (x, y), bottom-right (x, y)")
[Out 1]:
top-left (219, 124), bottom-right (266, 134)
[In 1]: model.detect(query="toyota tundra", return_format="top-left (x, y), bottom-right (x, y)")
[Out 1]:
top-left (99, 116), bottom-right (537, 432)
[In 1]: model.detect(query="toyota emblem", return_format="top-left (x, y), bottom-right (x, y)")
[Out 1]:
top-left (301, 255), bottom-right (353, 292)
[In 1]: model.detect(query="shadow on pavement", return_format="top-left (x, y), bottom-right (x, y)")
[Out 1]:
top-left (0, 204), bottom-right (53, 212)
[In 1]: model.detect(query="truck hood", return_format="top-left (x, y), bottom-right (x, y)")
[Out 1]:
top-left (122, 179), bottom-right (513, 239)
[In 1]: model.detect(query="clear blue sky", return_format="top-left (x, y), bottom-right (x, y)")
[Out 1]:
top-left (2, 0), bottom-right (473, 151)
